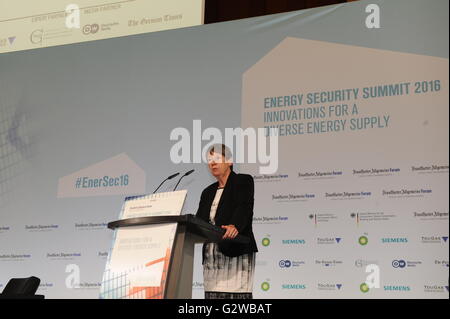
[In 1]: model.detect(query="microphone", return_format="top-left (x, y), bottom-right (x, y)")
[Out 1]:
top-left (173, 169), bottom-right (195, 191)
top-left (153, 172), bottom-right (180, 193)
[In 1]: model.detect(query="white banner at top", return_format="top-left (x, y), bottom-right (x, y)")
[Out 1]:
top-left (0, 0), bottom-right (204, 53)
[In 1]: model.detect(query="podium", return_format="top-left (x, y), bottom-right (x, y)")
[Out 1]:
top-left (106, 214), bottom-right (250, 299)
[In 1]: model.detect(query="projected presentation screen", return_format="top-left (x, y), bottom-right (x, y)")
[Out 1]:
top-left (0, 0), bottom-right (448, 299)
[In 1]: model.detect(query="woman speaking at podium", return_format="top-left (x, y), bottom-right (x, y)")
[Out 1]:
top-left (195, 144), bottom-right (258, 299)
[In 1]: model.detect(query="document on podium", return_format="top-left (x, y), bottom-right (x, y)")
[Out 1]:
top-left (100, 190), bottom-right (187, 299)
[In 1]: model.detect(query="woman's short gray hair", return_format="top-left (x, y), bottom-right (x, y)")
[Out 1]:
top-left (208, 144), bottom-right (233, 170)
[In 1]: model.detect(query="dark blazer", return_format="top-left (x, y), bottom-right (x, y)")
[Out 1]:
top-left (195, 171), bottom-right (258, 260)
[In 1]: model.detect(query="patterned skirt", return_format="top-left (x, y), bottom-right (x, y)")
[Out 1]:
top-left (203, 242), bottom-right (255, 298)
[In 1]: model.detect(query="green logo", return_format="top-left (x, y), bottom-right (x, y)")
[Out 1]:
top-left (360, 283), bottom-right (370, 293)
top-left (262, 238), bottom-right (271, 247)
top-left (359, 236), bottom-right (368, 246)
top-left (261, 282), bottom-right (270, 291)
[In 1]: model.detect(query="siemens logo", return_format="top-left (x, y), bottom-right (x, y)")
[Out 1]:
top-left (381, 238), bottom-right (408, 243)
top-left (383, 285), bottom-right (411, 291)
top-left (282, 284), bottom-right (306, 290)
top-left (282, 239), bottom-right (306, 245)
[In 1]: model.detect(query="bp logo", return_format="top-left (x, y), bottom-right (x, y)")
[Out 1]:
top-left (262, 238), bottom-right (271, 247)
top-left (360, 283), bottom-right (370, 293)
top-left (359, 236), bottom-right (369, 246)
top-left (261, 282), bottom-right (270, 291)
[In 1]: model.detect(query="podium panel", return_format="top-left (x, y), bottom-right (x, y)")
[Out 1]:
top-left (103, 213), bottom-right (250, 298)
top-left (99, 191), bottom-right (187, 299)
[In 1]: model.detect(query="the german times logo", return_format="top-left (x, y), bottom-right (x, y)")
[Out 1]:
top-left (318, 283), bottom-right (342, 291)
top-left (279, 260), bottom-right (305, 268)
top-left (392, 259), bottom-right (422, 268)
top-left (383, 285), bottom-right (411, 292)
top-left (421, 236), bottom-right (448, 244)
top-left (381, 237), bottom-right (408, 244)
top-left (315, 259), bottom-right (343, 267)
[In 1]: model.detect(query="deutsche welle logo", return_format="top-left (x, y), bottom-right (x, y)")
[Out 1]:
top-left (392, 260), bottom-right (406, 268)
top-left (279, 260), bottom-right (292, 268)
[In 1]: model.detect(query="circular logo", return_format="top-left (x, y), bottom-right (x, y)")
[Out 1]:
top-left (30, 29), bottom-right (43, 44)
top-left (262, 238), bottom-right (270, 247)
top-left (359, 236), bottom-right (369, 246)
top-left (392, 259), bottom-right (406, 268)
top-left (83, 24), bottom-right (100, 35)
top-left (82, 24), bottom-right (92, 35)
top-left (261, 282), bottom-right (270, 291)
top-left (279, 260), bottom-right (292, 268)
top-left (360, 283), bottom-right (370, 293)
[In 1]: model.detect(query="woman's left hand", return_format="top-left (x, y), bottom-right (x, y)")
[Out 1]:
top-left (221, 225), bottom-right (239, 239)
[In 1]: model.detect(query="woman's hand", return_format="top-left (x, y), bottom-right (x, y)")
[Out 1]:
top-left (221, 225), bottom-right (239, 239)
